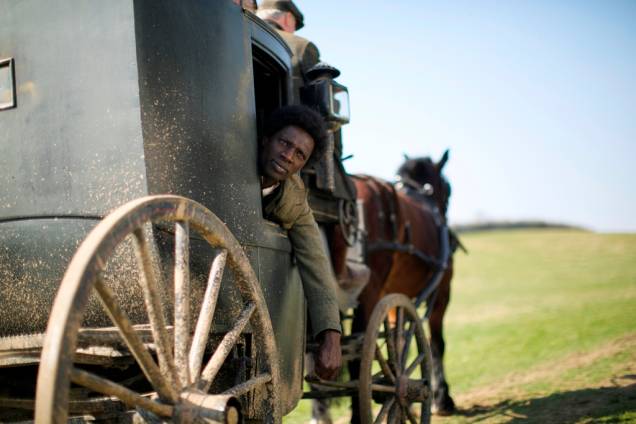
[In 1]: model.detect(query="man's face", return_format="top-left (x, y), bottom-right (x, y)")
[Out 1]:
top-left (260, 125), bottom-right (315, 185)
top-left (284, 11), bottom-right (297, 33)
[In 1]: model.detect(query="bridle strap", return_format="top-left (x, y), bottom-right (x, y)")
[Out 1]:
top-left (395, 174), bottom-right (432, 195)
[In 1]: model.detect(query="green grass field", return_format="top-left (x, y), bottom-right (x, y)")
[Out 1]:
top-left (284, 229), bottom-right (636, 423)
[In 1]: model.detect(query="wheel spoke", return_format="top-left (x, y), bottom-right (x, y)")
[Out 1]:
top-left (403, 404), bottom-right (418, 424)
top-left (401, 321), bottom-right (415, 369)
top-left (373, 398), bottom-right (395, 424)
top-left (94, 278), bottom-right (178, 402)
top-left (405, 352), bottom-right (426, 377)
top-left (133, 229), bottom-right (179, 389)
top-left (384, 318), bottom-right (399, 376)
top-left (375, 343), bottom-right (396, 383)
top-left (370, 384), bottom-right (396, 394)
top-left (69, 367), bottom-right (173, 418)
top-left (198, 302), bottom-right (256, 392)
top-left (395, 307), bottom-right (404, 369)
top-left (174, 221), bottom-right (191, 387)
top-left (222, 373), bottom-right (271, 397)
top-left (189, 249), bottom-right (227, 382)
top-left (388, 401), bottom-right (401, 423)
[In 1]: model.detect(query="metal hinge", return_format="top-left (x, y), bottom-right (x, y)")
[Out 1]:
top-left (0, 57), bottom-right (17, 110)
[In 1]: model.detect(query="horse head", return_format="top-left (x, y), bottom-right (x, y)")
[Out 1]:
top-left (396, 149), bottom-right (452, 218)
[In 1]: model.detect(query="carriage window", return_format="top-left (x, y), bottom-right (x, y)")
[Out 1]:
top-left (252, 44), bottom-right (290, 225)
top-left (252, 46), bottom-right (287, 141)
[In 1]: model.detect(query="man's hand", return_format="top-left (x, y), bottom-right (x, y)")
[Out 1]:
top-left (314, 330), bottom-right (342, 380)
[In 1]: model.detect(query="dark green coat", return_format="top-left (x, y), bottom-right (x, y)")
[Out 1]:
top-left (263, 174), bottom-right (341, 337)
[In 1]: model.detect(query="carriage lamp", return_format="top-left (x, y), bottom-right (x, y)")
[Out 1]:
top-left (300, 62), bottom-right (351, 193)
top-left (330, 81), bottom-right (350, 124)
top-left (0, 58), bottom-right (17, 111)
top-left (301, 62), bottom-right (350, 127)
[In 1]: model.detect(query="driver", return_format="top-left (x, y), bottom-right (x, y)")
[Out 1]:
top-left (259, 105), bottom-right (341, 381)
top-left (256, 0), bottom-right (320, 99)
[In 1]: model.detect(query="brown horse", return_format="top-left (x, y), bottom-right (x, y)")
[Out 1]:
top-left (326, 150), bottom-right (457, 421)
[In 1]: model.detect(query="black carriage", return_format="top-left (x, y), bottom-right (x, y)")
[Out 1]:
top-left (0, 2), bottom-right (439, 422)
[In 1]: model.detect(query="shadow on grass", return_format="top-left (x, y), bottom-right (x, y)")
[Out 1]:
top-left (455, 378), bottom-right (636, 423)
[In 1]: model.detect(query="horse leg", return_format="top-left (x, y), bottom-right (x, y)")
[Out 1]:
top-left (428, 273), bottom-right (456, 415)
top-left (348, 306), bottom-right (368, 424)
top-left (310, 396), bottom-right (332, 424)
top-left (307, 352), bottom-right (333, 424)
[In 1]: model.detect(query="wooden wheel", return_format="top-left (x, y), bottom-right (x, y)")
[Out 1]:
top-left (35, 195), bottom-right (281, 423)
top-left (359, 294), bottom-right (432, 424)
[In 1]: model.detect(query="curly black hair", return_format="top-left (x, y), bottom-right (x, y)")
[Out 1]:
top-left (263, 105), bottom-right (328, 165)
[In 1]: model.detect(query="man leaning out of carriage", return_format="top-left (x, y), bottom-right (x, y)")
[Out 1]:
top-left (259, 105), bottom-right (341, 381)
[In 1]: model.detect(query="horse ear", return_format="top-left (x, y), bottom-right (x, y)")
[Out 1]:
top-left (437, 149), bottom-right (449, 171)
top-left (403, 153), bottom-right (410, 161)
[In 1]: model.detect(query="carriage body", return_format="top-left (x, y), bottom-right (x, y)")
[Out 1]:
top-left (0, 0), bottom-right (307, 417)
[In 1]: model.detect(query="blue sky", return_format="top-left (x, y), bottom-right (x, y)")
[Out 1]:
top-left (293, 1), bottom-right (636, 232)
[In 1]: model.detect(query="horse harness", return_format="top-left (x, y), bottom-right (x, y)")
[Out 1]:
top-left (356, 175), bottom-right (453, 318)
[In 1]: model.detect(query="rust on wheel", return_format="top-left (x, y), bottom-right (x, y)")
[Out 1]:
top-left (359, 294), bottom-right (432, 424)
top-left (35, 195), bottom-right (281, 423)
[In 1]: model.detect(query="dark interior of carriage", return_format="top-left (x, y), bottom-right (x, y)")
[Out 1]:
top-left (252, 44), bottom-right (289, 223)
top-left (252, 45), bottom-right (287, 144)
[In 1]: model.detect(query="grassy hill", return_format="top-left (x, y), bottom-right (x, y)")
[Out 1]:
top-left (285, 229), bottom-right (636, 423)
top-left (438, 229), bottom-right (636, 423)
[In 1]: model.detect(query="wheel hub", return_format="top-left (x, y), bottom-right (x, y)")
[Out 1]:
top-left (176, 391), bottom-right (241, 424)
top-left (397, 375), bottom-right (429, 403)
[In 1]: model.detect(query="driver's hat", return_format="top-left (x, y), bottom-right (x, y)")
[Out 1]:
top-left (259, 0), bottom-right (305, 30)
